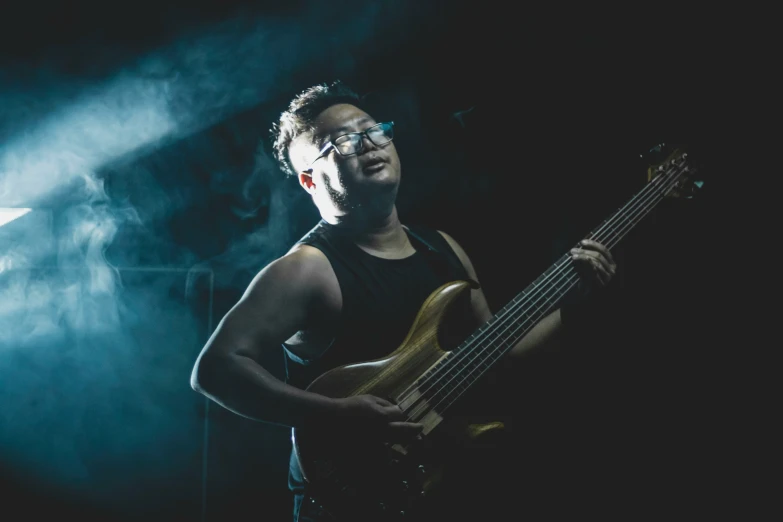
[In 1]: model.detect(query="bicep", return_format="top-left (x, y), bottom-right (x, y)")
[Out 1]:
top-left (200, 253), bottom-right (324, 364)
top-left (437, 231), bottom-right (494, 325)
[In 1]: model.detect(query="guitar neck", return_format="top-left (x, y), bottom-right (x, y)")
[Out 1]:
top-left (417, 155), bottom-right (694, 412)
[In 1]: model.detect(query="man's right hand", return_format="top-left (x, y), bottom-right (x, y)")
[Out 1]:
top-left (328, 394), bottom-right (424, 445)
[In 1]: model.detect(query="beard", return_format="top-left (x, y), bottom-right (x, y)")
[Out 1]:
top-left (323, 172), bottom-right (399, 219)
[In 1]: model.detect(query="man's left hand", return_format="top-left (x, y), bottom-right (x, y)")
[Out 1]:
top-left (570, 239), bottom-right (616, 293)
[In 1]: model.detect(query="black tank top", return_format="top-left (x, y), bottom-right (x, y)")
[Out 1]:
top-left (282, 219), bottom-right (470, 390)
top-left (284, 218), bottom-right (470, 499)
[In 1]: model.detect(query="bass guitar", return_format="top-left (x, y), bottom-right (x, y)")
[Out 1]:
top-left (294, 144), bottom-right (704, 520)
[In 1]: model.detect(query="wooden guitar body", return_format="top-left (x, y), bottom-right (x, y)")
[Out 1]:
top-left (293, 279), bottom-right (505, 520)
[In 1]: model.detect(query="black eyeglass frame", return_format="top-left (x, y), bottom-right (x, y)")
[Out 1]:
top-left (306, 121), bottom-right (395, 169)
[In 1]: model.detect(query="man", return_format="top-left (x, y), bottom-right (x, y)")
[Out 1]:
top-left (190, 80), bottom-right (616, 521)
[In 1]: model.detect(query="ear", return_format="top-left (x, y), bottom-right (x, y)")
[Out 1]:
top-left (298, 170), bottom-right (316, 195)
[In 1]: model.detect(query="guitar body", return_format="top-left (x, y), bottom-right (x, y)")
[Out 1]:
top-left (293, 279), bottom-right (505, 520)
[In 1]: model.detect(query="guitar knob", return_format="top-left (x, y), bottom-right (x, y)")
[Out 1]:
top-left (417, 465), bottom-right (426, 474)
top-left (378, 502), bottom-right (386, 511)
top-left (399, 511), bottom-right (406, 517)
top-left (401, 480), bottom-right (409, 490)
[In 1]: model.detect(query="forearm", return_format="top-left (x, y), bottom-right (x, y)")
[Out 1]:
top-left (192, 353), bottom-right (338, 428)
top-left (507, 308), bottom-right (564, 361)
top-left (486, 308), bottom-right (565, 398)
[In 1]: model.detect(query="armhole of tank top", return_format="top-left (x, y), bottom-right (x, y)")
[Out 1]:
top-left (282, 337), bottom-right (337, 366)
top-left (282, 239), bottom-right (342, 365)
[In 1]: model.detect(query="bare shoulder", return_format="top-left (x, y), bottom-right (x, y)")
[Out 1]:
top-left (242, 243), bottom-right (340, 312)
top-left (206, 243), bottom-right (341, 356)
top-left (436, 230), bottom-right (494, 324)
top-left (435, 230), bottom-right (479, 279)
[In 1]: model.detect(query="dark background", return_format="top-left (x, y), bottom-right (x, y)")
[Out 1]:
top-left (0, 1), bottom-right (749, 520)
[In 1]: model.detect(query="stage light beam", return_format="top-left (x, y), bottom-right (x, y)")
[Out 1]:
top-left (0, 208), bottom-right (32, 228)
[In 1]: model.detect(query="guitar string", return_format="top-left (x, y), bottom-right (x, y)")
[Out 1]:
top-left (305, 158), bottom-right (690, 485)
top-left (393, 164), bottom-right (677, 415)
top-left (394, 159), bottom-right (685, 410)
top-left (403, 161), bottom-right (693, 423)
top-left (400, 161), bottom-right (689, 424)
top-left (397, 159), bottom-right (692, 422)
top-left (402, 160), bottom-right (690, 420)
top-left (423, 163), bottom-right (695, 421)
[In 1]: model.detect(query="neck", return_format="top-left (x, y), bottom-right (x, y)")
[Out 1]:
top-left (323, 206), bottom-right (408, 254)
top-left (401, 150), bottom-right (697, 419)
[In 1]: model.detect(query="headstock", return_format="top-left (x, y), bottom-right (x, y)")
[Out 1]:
top-left (640, 142), bottom-right (705, 200)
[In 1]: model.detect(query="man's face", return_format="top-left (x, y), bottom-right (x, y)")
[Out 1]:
top-left (289, 103), bottom-right (401, 218)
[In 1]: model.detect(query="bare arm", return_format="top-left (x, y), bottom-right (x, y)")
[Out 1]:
top-left (190, 247), bottom-right (340, 428)
top-left (437, 231), bottom-right (564, 365)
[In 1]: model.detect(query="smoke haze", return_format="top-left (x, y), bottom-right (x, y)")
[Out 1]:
top-left (0, 2), bottom-right (442, 517)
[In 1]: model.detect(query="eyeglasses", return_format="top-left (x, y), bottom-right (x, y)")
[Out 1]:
top-left (307, 121), bottom-right (394, 169)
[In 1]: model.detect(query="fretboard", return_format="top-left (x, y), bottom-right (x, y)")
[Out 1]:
top-left (414, 154), bottom-right (693, 414)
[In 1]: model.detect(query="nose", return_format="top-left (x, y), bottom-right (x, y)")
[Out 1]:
top-left (358, 134), bottom-right (378, 154)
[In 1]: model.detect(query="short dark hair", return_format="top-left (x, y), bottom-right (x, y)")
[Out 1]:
top-left (271, 80), bottom-right (364, 177)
